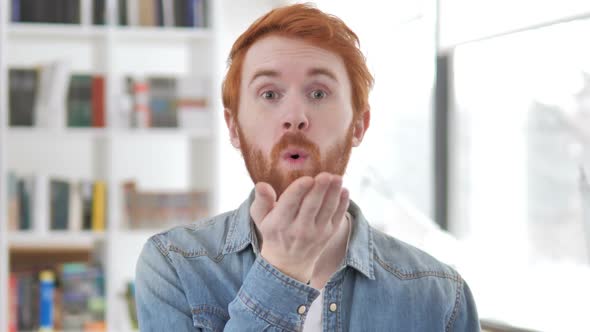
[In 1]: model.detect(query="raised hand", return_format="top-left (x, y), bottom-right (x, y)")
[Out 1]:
top-left (250, 172), bottom-right (349, 283)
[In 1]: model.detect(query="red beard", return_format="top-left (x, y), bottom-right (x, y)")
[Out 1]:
top-left (238, 124), bottom-right (354, 198)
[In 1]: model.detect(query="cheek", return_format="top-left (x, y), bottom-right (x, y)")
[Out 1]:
top-left (238, 119), bottom-right (275, 154)
top-left (313, 105), bottom-right (353, 137)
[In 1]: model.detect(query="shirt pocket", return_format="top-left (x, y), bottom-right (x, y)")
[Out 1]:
top-left (192, 304), bottom-right (229, 332)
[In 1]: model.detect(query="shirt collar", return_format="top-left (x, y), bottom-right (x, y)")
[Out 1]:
top-left (223, 189), bottom-right (376, 280)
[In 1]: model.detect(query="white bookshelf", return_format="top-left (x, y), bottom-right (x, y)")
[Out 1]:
top-left (0, 0), bottom-right (285, 331)
top-left (8, 231), bottom-right (105, 250)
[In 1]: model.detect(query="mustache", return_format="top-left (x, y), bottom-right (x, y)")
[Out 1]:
top-left (271, 132), bottom-right (320, 162)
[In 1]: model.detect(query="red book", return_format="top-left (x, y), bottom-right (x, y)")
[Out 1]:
top-left (92, 76), bottom-right (105, 127)
top-left (8, 274), bottom-right (17, 332)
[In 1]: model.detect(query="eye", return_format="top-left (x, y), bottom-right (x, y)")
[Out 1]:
top-left (261, 90), bottom-right (279, 100)
top-left (310, 89), bottom-right (327, 100)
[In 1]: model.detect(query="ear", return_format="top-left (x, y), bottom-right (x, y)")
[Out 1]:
top-left (351, 109), bottom-right (370, 147)
top-left (224, 108), bottom-right (241, 149)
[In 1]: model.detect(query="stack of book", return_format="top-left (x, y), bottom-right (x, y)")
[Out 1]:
top-left (9, 66), bottom-right (106, 128)
top-left (11, 0), bottom-right (81, 24)
top-left (123, 181), bottom-right (209, 229)
top-left (11, 0), bottom-right (208, 28)
top-left (9, 67), bottom-right (209, 130)
top-left (118, 0), bottom-right (208, 27)
top-left (124, 75), bottom-right (209, 129)
top-left (7, 172), bottom-right (108, 233)
top-left (9, 262), bottom-right (106, 331)
top-left (67, 74), bottom-right (106, 128)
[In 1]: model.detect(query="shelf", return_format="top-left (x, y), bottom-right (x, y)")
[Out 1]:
top-left (112, 127), bottom-right (213, 139)
top-left (7, 23), bottom-right (212, 43)
top-left (7, 127), bottom-right (212, 139)
top-left (8, 23), bottom-right (212, 42)
top-left (114, 26), bottom-right (212, 42)
top-left (7, 127), bottom-right (108, 139)
top-left (8, 231), bottom-right (105, 250)
top-left (8, 23), bottom-right (106, 39)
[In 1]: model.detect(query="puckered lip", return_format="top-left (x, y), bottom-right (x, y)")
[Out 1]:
top-left (281, 147), bottom-right (310, 160)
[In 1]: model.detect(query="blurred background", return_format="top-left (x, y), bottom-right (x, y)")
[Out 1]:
top-left (1, 0), bottom-right (589, 331)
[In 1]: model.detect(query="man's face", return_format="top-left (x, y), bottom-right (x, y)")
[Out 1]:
top-left (226, 35), bottom-right (368, 197)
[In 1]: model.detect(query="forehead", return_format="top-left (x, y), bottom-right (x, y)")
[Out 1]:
top-left (241, 35), bottom-right (349, 82)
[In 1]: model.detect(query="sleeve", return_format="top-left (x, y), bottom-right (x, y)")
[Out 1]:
top-left (447, 277), bottom-right (481, 332)
top-left (224, 255), bottom-right (320, 331)
top-left (135, 238), bottom-right (196, 331)
top-left (136, 238), bottom-right (320, 331)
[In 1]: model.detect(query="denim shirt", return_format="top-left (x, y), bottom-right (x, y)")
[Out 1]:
top-left (135, 192), bottom-right (480, 331)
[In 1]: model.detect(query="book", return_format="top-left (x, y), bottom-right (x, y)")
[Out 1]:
top-left (80, 181), bottom-right (94, 231)
top-left (138, 0), bottom-right (156, 26)
top-left (67, 74), bottom-right (93, 127)
top-left (8, 274), bottom-right (18, 332)
top-left (93, 0), bottom-right (106, 25)
top-left (11, 0), bottom-right (20, 22)
top-left (11, 261), bottom-right (105, 331)
top-left (118, 0), bottom-right (128, 25)
top-left (162, 0), bottom-right (174, 26)
top-left (124, 181), bottom-right (209, 229)
top-left (60, 262), bottom-right (106, 330)
top-left (174, 0), bottom-right (185, 27)
top-left (177, 76), bottom-right (209, 129)
top-left (9, 68), bottom-right (38, 126)
top-left (186, 0), bottom-right (196, 27)
top-left (130, 77), bottom-right (151, 128)
top-left (50, 179), bottom-right (70, 230)
top-left (195, 0), bottom-right (207, 27)
top-left (34, 60), bottom-right (71, 129)
top-left (149, 76), bottom-right (177, 127)
top-left (125, 282), bottom-right (138, 329)
top-left (92, 181), bottom-right (107, 232)
top-left (17, 271), bottom-right (37, 330)
top-left (13, 0), bottom-right (80, 23)
top-left (69, 180), bottom-right (83, 232)
top-left (7, 172), bottom-right (20, 231)
top-left (39, 270), bottom-right (56, 331)
top-left (34, 174), bottom-right (49, 235)
top-left (127, 0), bottom-right (139, 26)
top-left (92, 76), bottom-right (106, 127)
top-left (17, 176), bottom-right (34, 230)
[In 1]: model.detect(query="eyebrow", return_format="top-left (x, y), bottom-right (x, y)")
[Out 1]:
top-left (248, 67), bottom-right (339, 86)
top-left (307, 68), bottom-right (338, 83)
top-left (249, 70), bottom-right (279, 86)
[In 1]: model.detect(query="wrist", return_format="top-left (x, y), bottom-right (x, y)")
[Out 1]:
top-left (259, 252), bottom-right (312, 283)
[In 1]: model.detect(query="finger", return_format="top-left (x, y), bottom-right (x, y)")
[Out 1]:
top-left (274, 176), bottom-right (314, 221)
top-left (315, 175), bottom-right (343, 225)
top-left (296, 172), bottom-right (333, 224)
top-left (250, 182), bottom-right (276, 225)
top-left (331, 187), bottom-right (350, 228)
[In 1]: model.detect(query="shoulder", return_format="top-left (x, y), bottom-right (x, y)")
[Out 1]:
top-left (371, 226), bottom-right (461, 282)
top-left (146, 209), bottom-right (238, 261)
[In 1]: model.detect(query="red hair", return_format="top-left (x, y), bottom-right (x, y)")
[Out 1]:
top-left (222, 3), bottom-right (374, 118)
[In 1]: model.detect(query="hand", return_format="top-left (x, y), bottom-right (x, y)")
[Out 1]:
top-left (250, 172), bottom-right (350, 283)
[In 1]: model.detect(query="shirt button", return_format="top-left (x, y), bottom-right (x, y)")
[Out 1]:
top-left (298, 305), bottom-right (307, 315)
top-left (329, 303), bottom-right (338, 312)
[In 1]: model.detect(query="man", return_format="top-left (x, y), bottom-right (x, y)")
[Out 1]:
top-left (136, 4), bottom-right (480, 331)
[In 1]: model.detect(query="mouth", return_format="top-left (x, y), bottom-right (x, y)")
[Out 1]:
top-left (281, 147), bottom-right (310, 161)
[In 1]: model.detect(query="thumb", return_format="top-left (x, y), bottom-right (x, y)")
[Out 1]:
top-left (250, 182), bottom-right (276, 224)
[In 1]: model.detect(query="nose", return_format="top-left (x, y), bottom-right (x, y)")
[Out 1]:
top-left (282, 104), bottom-right (309, 132)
